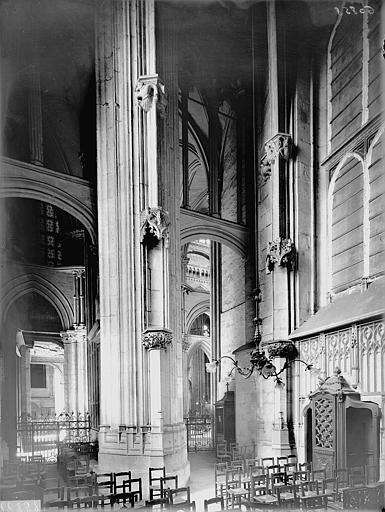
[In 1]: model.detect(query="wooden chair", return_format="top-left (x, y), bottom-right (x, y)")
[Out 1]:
top-left (270, 472), bottom-right (286, 493)
top-left (142, 498), bottom-right (169, 509)
top-left (67, 485), bottom-right (93, 508)
top-left (294, 469), bottom-right (310, 484)
top-left (225, 468), bottom-right (248, 509)
top-left (322, 477), bottom-right (338, 503)
top-left (299, 480), bottom-right (320, 498)
top-left (94, 472), bottom-right (114, 496)
top-left (300, 493), bottom-right (329, 509)
top-left (123, 476), bottom-right (143, 502)
top-left (216, 442), bottom-right (231, 463)
top-left (204, 496), bottom-right (225, 511)
top-left (287, 454), bottom-right (298, 464)
top-left (246, 483), bottom-right (278, 508)
top-left (266, 464), bottom-right (281, 477)
top-left (275, 483), bottom-right (299, 508)
top-left (168, 486), bottom-right (191, 505)
top-left (284, 462), bottom-right (298, 484)
top-left (299, 462), bottom-right (312, 473)
top-left (311, 468), bottom-right (326, 485)
top-left (249, 474), bottom-right (269, 497)
top-left (277, 456), bottom-right (288, 468)
top-left (113, 471), bottom-right (131, 494)
top-left (261, 457), bottom-right (274, 468)
top-left (215, 462), bottom-right (228, 498)
top-left (149, 466), bottom-right (166, 500)
top-left (73, 495), bottom-right (106, 509)
top-left (160, 475), bottom-right (178, 498)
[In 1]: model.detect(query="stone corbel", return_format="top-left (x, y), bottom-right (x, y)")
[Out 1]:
top-left (259, 153), bottom-right (271, 183)
top-left (264, 133), bottom-right (292, 165)
top-left (140, 206), bottom-right (170, 246)
top-left (266, 237), bottom-right (296, 274)
top-left (267, 341), bottom-right (298, 360)
top-left (135, 74), bottom-right (168, 118)
top-left (142, 328), bottom-right (173, 350)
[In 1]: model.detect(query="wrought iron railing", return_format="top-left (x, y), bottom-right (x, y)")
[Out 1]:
top-left (17, 411), bottom-right (92, 462)
top-left (184, 415), bottom-right (213, 452)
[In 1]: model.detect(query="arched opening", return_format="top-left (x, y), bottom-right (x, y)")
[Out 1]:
top-left (0, 196), bottom-right (99, 459)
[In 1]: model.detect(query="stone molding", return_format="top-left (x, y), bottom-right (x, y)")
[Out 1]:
top-left (267, 341), bottom-right (298, 360)
top-left (140, 206), bottom-right (170, 245)
top-left (135, 74), bottom-right (168, 118)
top-left (266, 237), bottom-right (296, 273)
top-left (60, 328), bottom-right (87, 345)
top-left (264, 132), bottom-right (292, 164)
top-left (142, 328), bottom-right (173, 350)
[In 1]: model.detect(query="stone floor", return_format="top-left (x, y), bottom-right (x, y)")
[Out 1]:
top-left (188, 450), bottom-right (217, 509)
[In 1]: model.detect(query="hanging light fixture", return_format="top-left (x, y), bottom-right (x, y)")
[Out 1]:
top-left (205, 317), bottom-right (318, 387)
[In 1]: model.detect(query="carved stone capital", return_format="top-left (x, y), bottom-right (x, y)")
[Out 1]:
top-left (264, 133), bottom-right (292, 165)
top-left (267, 341), bottom-right (298, 360)
top-left (60, 328), bottom-right (87, 345)
top-left (135, 74), bottom-right (168, 118)
top-left (140, 206), bottom-right (170, 245)
top-left (142, 328), bottom-right (173, 350)
top-left (266, 237), bottom-right (296, 273)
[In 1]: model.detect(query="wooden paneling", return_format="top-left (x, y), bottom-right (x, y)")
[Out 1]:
top-left (368, 0), bottom-right (383, 119)
top-left (332, 158), bottom-right (364, 291)
top-left (330, 14), bottom-right (363, 151)
top-left (369, 135), bottom-right (385, 276)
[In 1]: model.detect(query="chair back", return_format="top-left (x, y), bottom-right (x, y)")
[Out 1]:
top-left (114, 471), bottom-right (132, 493)
top-left (270, 472), bottom-right (285, 491)
top-left (160, 475), bottom-right (178, 497)
top-left (311, 468), bottom-right (326, 482)
top-left (168, 486), bottom-right (191, 504)
top-left (204, 496), bottom-right (224, 511)
top-left (144, 497), bottom-right (169, 509)
top-left (261, 457), bottom-right (274, 467)
top-left (250, 475), bottom-right (268, 497)
top-left (123, 477), bottom-right (143, 501)
top-left (277, 456), bottom-right (288, 468)
top-left (299, 480), bottom-right (319, 497)
top-left (266, 464), bottom-right (280, 476)
top-left (95, 472), bottom-right (114, 494)
top-left (149, 466), bottom-right (166, 485)
top-left (294, 469), bottom-right (310, 483)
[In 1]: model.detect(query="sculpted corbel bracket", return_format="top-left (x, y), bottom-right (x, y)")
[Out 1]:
top-left (135, 74), bottom-right (168, 118)
top-left (142, 328), bottom-right (173, 350)
top-left (140, 206), bottom-right (170, 246)
top-left (266, 237), bottom-right (296, 274)
top-left (265, 132), bottom-right (292, 164)
top-left (267, 341), bottom-right (298, 360)
top-left (259, 133), bottom-right (292, 184)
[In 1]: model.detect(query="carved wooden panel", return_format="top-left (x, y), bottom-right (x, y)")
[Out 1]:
top-left (314, 396), bottom-right (335, 449)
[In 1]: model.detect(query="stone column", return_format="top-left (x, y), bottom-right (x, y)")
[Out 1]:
top-left (260, 0), bottom-right (296, 457)
top-left (61, 329), bottom-right (88, 413)
top-left (19, 347), bottom-right (31, 417)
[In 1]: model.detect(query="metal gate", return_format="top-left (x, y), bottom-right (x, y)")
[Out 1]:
top-left (185, 415), bottom-right (213, 451)
top-left (17, 412), bottom-right (91, 462)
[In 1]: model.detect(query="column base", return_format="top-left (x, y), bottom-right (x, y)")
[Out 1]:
top-left (97, 423), bottom-right (190, 496)
top-left (272, 426), bottom-right (292, 457)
